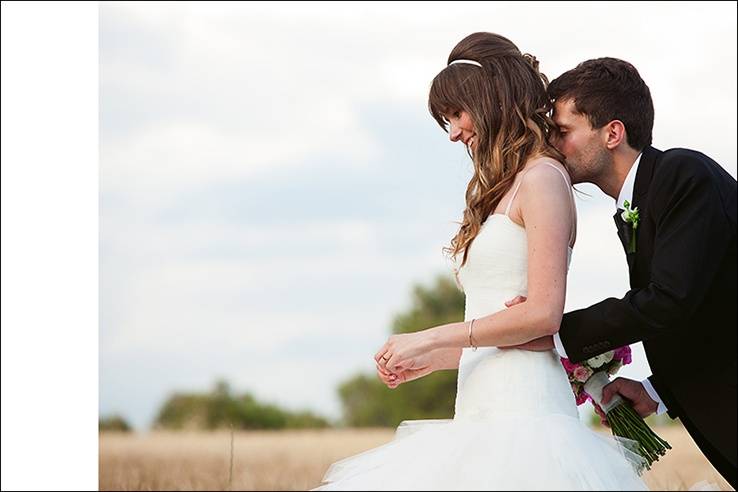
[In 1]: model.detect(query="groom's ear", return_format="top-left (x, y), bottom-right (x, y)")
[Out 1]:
top-left (603, 119), bottom-right (627, 150)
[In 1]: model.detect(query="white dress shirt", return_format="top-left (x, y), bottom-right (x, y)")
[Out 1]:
top-left (553, 153), bottom-right (667, 415)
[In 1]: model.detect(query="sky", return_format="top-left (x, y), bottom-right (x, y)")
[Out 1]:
top-left (97, 1), bottom-right (737, 431)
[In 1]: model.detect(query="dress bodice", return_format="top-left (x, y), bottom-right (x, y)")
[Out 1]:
top-left (452, 213), bottom-right (572, 322)
top-left (450, 213), bottom-right (576, 421)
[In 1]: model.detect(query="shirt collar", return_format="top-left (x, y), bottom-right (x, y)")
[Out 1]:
top-left (616, 152), bottom-right (642, 210)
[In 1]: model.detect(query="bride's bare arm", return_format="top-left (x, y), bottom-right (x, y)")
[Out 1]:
top-left (426, 161), bottom-right (575, 349)
top-left (422, 346), bottom-right (463, 370)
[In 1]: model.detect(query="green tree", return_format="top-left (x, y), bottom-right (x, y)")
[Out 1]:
top-left (154, 379), bottom-right (332, 430)
top-left (154, 393), bottom-right (210, 429)
top-left (337, 274), bottom-right (464, 427)
top-left (99, 414), bottom-right (132, 432)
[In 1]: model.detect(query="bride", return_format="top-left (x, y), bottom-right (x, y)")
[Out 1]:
top-left (312, 32), bottom-right (647, 491)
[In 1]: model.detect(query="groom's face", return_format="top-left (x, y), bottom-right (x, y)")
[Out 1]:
top-left (552, 99), bottom-right (611, 185)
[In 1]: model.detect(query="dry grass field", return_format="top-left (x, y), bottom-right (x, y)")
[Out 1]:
top-left (100, 424), bottom-right (733, 491)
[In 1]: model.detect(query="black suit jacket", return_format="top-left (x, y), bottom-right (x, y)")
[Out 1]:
top-left (559, 146), bottom-right (737, 486)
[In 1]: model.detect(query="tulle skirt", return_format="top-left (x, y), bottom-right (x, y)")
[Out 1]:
top-left (312, 413), bottom-right (648, 491)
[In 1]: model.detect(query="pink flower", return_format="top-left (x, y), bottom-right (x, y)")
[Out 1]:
top-left (575, 390), bottom-right (589, 406)
top-left (560, 357), bottom-right (579, 373)
top-left (573, 366), bottom-right (593, 383)
top-left (613, 346), bottom-right (632, 365)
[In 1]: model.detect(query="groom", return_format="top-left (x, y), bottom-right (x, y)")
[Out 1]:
top-left (509, 58), bottom-right (736, 488)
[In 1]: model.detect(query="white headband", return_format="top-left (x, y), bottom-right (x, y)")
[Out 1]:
top-left (448, 59), bottom-right (482, 67)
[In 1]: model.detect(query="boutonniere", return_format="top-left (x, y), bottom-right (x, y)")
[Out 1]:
top-left (621, 200), bottom-right (640, 253)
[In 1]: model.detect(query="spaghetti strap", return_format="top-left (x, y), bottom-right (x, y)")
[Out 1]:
top-left (504, 176), bottom-right (527, 216)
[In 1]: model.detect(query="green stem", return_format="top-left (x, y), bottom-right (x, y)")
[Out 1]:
top-left (604, 402), bottom-right (671, 469)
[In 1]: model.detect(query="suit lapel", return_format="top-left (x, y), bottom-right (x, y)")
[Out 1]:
top-left (613, 211), bottom-right (628, 250)
top-left (630, 146), bottom-right (662, 279)
top-left (633, 146), bottom-right (659, 202)
top-left (615, 147), bottom-right (660, 278)
top-left (613, 211), bottom-right (636, 275)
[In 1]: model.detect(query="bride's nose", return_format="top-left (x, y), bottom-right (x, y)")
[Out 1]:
top-left (449, 123), bottom-right (462, 142)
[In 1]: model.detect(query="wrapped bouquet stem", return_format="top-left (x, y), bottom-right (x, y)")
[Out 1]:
top-left (584, 371), bottom-right (672, 471)
top-left (561, 346), bottom-right (671, 473)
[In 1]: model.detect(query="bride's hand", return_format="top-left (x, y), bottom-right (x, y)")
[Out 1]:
top-left (375, 347), bottom-right (462, 389)
top-left (374, 330), bottom-right (437, 373)
top-left (376, 359), bottom-right (433, 389)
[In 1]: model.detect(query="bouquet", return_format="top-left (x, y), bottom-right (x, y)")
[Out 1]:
top-left (561, 346), bottom-right (671, 473)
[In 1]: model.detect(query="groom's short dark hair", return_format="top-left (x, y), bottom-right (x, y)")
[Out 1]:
top-left (548, 58), bottom-right (654, 151)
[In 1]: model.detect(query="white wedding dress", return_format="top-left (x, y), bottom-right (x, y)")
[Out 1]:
top-left (313, 164), bottom-right (648, 491)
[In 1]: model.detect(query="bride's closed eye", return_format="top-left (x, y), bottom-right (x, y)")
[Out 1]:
top-left (443, 110), bottom-right (461, 123)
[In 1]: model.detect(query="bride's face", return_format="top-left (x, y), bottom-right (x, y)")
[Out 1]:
top-left (444, 110), bottom-right (477, 153)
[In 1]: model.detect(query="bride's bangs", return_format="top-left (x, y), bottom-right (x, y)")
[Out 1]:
top-left (428, 68), bottom-right (467, 132)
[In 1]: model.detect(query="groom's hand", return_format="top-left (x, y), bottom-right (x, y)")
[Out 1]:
top-left (500, 335), bottom-right (554, 351)
top-left (602, 377), bottom-right (659, 418)
top-left (505, 295), bottom-right (527, 308)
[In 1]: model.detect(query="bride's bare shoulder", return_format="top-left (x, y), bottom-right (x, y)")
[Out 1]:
top-left (524, 156), bottom-right (570, 182)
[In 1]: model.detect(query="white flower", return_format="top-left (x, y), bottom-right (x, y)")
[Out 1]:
top-left (587, 350), bottom-right (614, 369)
top-left (622, 200), bottom-right (640, 225)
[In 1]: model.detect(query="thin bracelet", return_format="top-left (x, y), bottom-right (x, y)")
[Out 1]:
top-left (468, 318), bottom-right (478, 351)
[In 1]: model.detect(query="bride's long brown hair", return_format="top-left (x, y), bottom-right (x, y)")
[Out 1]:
top-left (429, 32), bottom-right (566, 268)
